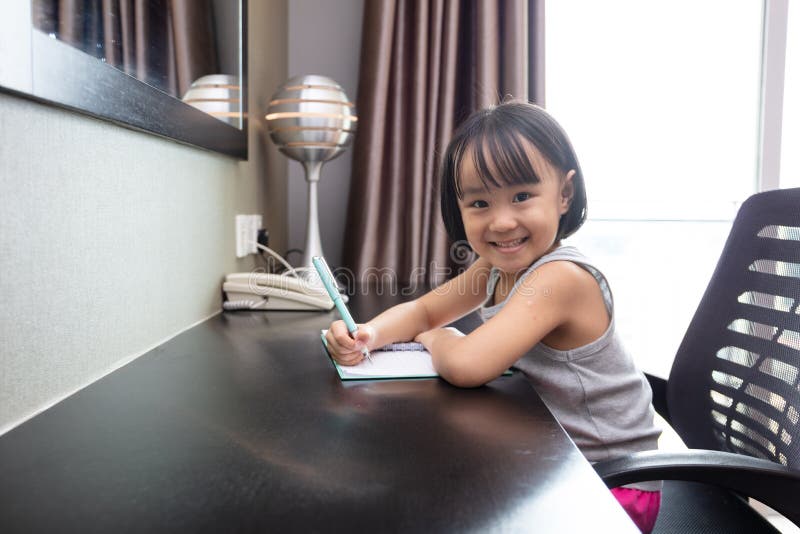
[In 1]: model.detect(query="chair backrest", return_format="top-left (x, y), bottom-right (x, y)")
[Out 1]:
top-left (667, 188), bottom-right (800, 470)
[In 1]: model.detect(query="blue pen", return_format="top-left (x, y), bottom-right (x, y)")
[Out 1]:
top-left (312, 256), bottom-right (372, 363)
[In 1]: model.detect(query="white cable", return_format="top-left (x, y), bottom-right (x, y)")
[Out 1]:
top-left (252, 242), bottom-right (299, 277)
top-left (244, 242), bottom-right (340, 295)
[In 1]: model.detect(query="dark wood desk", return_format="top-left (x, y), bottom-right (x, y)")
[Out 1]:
top-left (0, 294), bottom-right (637, 532)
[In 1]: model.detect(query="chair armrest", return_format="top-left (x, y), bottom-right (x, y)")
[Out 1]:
top-left (644, 372), bottom-right (670, 424)
top-left (594, 450), bottom-right (800, 526)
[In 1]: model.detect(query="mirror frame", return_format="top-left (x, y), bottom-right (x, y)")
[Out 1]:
top-left (0, 2), bottom-right (247, 159)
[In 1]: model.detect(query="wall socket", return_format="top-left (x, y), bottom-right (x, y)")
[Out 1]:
top-left (235, 214), bottom-right (263, 258)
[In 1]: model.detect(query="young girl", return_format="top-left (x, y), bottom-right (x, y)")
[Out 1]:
top-left (324, 101), bottom-right (661, 533)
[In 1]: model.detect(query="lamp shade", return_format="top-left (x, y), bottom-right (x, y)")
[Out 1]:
top-left (182, 74), bottom-right (243, 127)
top-left (265, 75), bottom-right (357, 164)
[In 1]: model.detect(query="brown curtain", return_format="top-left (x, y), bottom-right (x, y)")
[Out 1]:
top-left (32, 0), bottom-right (218, 98)
top-left (343, 0), bottom-right (544, 287)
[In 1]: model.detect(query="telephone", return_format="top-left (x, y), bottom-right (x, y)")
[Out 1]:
top-left (222, 272), bottom-right (346, 311)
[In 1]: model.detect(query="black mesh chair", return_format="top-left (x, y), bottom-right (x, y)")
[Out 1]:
top-left (594, 188), bottom-right (800, 533)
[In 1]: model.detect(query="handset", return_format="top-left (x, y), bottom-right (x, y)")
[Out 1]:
top-left (225, 272), bottom-right (329, 296)
top-left (222, 272), bottom-right (340, 311)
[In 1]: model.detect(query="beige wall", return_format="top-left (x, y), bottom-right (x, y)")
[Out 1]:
top-left (0, 0), bottom-right (287, 433)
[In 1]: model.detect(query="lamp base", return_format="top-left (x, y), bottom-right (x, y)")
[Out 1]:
top-left (299, 162), bottom-right (328, 288)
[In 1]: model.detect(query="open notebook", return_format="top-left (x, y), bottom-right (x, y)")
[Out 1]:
top-left (320, 331), bottom-right (438, 380)
top-left (320, 330), bottom-right (512, 381)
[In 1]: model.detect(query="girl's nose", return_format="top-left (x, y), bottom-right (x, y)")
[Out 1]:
top-left (489, 211), bottom-right (518, 233)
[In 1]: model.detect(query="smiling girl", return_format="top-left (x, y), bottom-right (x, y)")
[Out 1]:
top-left (324, 102), bottom-right (662, 533)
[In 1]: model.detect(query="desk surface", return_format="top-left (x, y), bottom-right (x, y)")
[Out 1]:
top-left (0, 293), bottom-right (636, 533)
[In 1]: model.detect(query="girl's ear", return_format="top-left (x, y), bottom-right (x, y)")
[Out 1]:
top-left (559, 170), bottom-right (576, 214)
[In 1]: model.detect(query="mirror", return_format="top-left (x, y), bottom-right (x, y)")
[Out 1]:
top-left (0, 0), bottom-right (247, 159)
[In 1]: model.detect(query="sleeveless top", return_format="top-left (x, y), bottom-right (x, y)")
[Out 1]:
top-left (480, 246), bottom-right (661, 488)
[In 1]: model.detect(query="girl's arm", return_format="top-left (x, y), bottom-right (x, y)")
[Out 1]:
top-left (325, 257), bottom-right (493, 365)
top-left (416, 261), bottom-right (610, 387)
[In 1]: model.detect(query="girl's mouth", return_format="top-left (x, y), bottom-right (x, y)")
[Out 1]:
top-left (490, 237), bottom-right (529, 249)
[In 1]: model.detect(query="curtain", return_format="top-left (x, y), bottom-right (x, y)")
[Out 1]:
top-left (343, 0), bottom-right (544, 288)
top-left (32, 0), bottom-right (218, 99)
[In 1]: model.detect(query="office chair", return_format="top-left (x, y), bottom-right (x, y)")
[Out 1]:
top-left (594, 188), bottom-right (800, 533)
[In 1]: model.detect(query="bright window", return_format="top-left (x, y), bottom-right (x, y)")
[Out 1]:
top-left (781, 1), bottom-right (798, 187)
top-left (545, 0), bottom-right (763, 376)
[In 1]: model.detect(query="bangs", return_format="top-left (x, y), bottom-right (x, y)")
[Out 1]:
top-left (454, 128), bottom-right (543, 198)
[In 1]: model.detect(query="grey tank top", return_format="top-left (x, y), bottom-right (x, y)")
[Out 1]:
top-left (481, 246), bottom-right (661, 486)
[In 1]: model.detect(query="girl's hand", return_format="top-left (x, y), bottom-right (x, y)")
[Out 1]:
top-left (325, 321), bottom-right (376, 366)
top-left (415, 327), bottom-right (464, 351)
top-left (414, 329), bottom-right (438, 348)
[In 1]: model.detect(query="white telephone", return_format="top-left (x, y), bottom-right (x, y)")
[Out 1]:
top-left (223, 272), bottom-right (346, 311)
top-left (223, 243), bottom-right (348, 311)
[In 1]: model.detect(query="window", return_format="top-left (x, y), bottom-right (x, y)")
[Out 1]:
top-left (545, 1), bottom-right (771, 376)
top-left (781, 1), bottom-right (798, 187)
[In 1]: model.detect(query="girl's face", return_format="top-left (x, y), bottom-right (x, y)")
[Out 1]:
top-left (457, 144), bottom-right (574, 276)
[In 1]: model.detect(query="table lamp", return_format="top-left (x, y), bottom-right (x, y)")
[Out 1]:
top-left (265, 75), bottom-right (357, 274)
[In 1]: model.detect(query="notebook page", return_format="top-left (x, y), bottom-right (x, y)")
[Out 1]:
top-left (338, 349), bottom-right (436, 378)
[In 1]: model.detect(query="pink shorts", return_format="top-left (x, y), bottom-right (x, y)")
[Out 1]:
top-left (610, 487), bottom-right (661, 534)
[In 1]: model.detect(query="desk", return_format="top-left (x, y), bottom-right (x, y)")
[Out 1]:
top-left (0, 293), bottom-right (637, 532)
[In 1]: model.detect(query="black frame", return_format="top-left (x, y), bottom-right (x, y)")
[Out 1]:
top-left (0, 2), bottom-right (248, 160)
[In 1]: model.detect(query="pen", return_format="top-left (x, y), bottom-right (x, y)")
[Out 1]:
top-left (312, 256), bottom-right (372, 363)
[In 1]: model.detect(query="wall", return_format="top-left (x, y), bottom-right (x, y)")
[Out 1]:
top-left (287, 0), bottom-right (364, 268)
top-left (0, 0), bottom-right (288, 433)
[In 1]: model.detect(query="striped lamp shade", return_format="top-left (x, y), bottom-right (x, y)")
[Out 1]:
top-left (265, 75), bottom-right (357, 164)
top-left (182, 74), bottom-right (243, 127)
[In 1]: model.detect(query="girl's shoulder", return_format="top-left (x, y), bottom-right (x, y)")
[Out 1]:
top-left (510, 244), bottom-right (609, 312)
top-left (511, 258), bottom-right (611, 349)
top-left (521, 246), bottom-right (612, 311)
top-left (497, 246), bottom-right (598, 303)
top-left (517, 259), bottom-right (600, 306)
top-left (484, 247), bottom-right (598, 309)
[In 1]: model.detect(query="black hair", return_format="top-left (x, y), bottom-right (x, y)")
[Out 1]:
top-left (440, 101), bottom-right (587, 245)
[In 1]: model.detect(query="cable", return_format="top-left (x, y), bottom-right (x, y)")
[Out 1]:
top-left (250, 242), bottom-right (319, 280)
top-left (223, 299), bottom-right (263, 311)
top-left (251, 242), bottom-right (300, 277)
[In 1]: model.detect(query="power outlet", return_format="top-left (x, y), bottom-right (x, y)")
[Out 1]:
top-left (235, 214), bottom-right (263, 258)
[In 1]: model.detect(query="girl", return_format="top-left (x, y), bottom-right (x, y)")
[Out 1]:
top-left (324, 102), bottom-right (661, 533)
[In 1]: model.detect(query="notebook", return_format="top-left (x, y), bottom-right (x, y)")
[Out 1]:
top-left (320, 331), bottom-right (438, 380)
top-left (320, 330), bottom-right (512, 381)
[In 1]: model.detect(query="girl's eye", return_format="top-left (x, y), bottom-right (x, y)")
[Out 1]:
top-left (513, 192), bottom-right (532, 202)
top-left (469, 200), bottom-right (488, 208)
